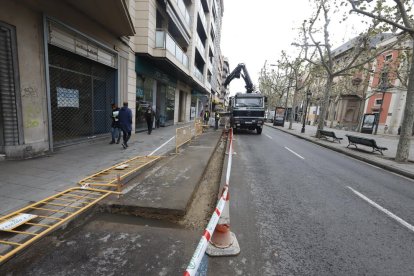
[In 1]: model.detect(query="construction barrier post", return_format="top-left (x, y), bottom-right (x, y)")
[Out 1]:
top-left (184, 128), bottom-right (239, 276)
top-left (117, 173), bottom-right (121, 198)
top-left (206, 128), bottom-right (240, 256)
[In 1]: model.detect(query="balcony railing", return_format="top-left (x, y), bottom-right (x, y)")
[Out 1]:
top-left (193, 67), bottom-right (204, 82)
top-left (196, 35), bottom-right (205, 57)
top-left (156, 30), bottom-right (189, 68)
top-left (176, 0), bottom-right (191, 27)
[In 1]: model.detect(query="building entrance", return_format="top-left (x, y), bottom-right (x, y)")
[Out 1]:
top-left (48, 45), bottom-right (116, 145)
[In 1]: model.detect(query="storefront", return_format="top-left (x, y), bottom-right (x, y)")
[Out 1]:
top-left (136, 56), bottom-right (176, 131)
top-left (191, 90), bottom-right (209, 119)
top-left (46, 20), bottom-right (118, 146)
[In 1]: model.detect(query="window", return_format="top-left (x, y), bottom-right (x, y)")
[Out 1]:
top-left (385, 54), bottom-right (392, 61)
top-left (375, 99), bottom-right (382, 105)
top-left (235, 97), bottom-right (263, 107)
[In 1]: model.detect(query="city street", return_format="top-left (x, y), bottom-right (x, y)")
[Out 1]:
top-left (209, 126), bottom-right (414, 275)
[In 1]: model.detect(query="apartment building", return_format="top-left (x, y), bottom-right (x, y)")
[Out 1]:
top-left (134, 0), bottom-right (224, 129)
top-left (220, 56), bottom-right (230, 107)
top-left (0, 0), bottom-right (136, 159)
top-left (364, 36), bottom-right (412, 134)
top-left (326, 33), bottom-right (393, 129)
top-left (0, 0), bottom-right (226, 159)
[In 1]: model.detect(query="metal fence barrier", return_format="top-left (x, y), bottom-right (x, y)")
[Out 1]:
top-left (194, 118), bottom-right (203, 137)
top-left (176, 125), bottom-right (193, 153)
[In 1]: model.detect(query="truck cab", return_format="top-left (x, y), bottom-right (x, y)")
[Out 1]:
top-left (230, 93), bottom-right (266, 134)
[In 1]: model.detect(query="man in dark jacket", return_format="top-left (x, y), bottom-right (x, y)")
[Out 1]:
top-left (203, 109), bottom-right (210, 125)
top-left (118, 102), bottom-right (132, 149)
top-left (145, 105), bottom-right (155, 134)
top-left (110, 103), bottom-right (121, 144)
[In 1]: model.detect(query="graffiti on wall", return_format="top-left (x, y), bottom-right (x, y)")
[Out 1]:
top-left (22, 86), bottom-right (41, 128)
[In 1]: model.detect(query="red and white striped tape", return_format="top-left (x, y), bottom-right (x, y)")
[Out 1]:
top-left (184, 129), bottom-right (233, 276)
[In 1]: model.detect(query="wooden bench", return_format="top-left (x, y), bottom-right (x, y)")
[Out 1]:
top-left (318, 129), bottom-right (343, 143)
top-left (345, 135), bottom-right (388, 155)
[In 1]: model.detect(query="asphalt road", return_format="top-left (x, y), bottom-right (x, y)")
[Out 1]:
top-left (209, 126), bottom-right (414, 276)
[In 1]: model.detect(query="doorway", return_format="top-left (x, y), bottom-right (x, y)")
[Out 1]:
top-left (178, 90), bottom-right (186, 122)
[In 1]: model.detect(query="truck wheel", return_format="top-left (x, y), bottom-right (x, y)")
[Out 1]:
top-left (257, 127), bottom-right (262, 134)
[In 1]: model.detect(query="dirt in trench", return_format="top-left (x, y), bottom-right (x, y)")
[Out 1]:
top-left (178, 132), bottom-right (227, 230)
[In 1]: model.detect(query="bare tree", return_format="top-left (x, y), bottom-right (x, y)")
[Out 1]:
top-left (297, 0), bottom-right (403, 137)
top-left (259, 60), bottom-right (289, 110)
top-left (278, 49), bottom-right (317, 129)
top-left (347, 0), bottom-right (414, 161)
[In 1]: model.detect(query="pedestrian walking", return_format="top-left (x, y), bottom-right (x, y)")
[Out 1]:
top-left (118, 102), bottom-right (132, 149)
top-left (203, 109), bottom-right (210, 125)
top-left (214, 109), bottom-right (220, 130)
top-left (145, 105), bottom-right (155, 134)
top-left (109, 103), bottom-right (121, 144)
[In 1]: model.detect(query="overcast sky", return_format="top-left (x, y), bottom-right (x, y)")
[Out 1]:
top-left (220, 0), bottom-right (366, 95)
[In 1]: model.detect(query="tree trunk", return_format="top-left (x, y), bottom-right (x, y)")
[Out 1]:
top-left (328, 98), bottom-right (335, 128)
top-left (395, 44), bottom-right (414, 162)
top-left (316, 76), bottom-right (333, 137)
top-left (289, 89), bottom-right (298, 129)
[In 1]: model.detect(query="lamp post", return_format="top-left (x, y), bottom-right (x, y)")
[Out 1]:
top-left (301, 90), bottom-right (312, 133)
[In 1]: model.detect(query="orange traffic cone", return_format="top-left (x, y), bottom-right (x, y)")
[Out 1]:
top-left (206, 198), bottom-right (240, 256)
top-left (210, 224), bottom-right (232, 248)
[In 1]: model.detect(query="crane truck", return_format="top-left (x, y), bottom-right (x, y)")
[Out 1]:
top-left (224, 63), bottom-right (266, 134)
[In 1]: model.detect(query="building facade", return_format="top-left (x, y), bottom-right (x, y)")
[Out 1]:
top-left (133, 0), bottom-right (224, 130)
top-left (0, 0), bottom-right (136, 159)
top-left (363, 37), bottom-right (411, 134)
top-left (0, 0), bottom-right (227, 159)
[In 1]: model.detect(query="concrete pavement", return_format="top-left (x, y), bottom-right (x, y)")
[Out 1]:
top-left (265, 122), bottom-right (414, 179)
top-left (0, 124), bottom-right (194, 216)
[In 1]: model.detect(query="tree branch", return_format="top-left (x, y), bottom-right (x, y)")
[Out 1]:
top-left (348, 0), bottom-right (414, 33)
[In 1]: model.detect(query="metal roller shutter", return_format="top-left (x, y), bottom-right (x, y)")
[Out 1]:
top-left (0, 23), bottom-right (19, 151)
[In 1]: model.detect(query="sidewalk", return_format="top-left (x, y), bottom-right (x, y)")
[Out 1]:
top-left (0, 124), bottom-right (192, 216)
top-left (265, 122), bottom-right (414, 179)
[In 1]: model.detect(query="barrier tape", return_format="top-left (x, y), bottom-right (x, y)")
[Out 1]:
top-left (184, 129), bottom-right (233, 276)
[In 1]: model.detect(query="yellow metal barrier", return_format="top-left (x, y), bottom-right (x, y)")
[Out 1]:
top-left (0, 187), bottom-right (117, 263)
top-left (194, 118), bottom-right (203, 137)
top-left (78, 155), bottom-right (161, 190)
top-left (176, 125), bottom-right (192, 153)
top-left (0, 153), bottom-right (163, 264)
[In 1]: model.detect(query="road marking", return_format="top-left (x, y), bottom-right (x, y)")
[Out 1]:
top-left (284, 147), bottom-right (304, 159)
top-left (265, 134), bottom-right (273, 139)
top-left (348, 186), bottom-right (414, 233)
top-left (149, 136), bottom-right (175, 156)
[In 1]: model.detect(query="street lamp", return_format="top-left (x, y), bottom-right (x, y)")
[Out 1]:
top-left (301, 90), bottom-right (312, 133)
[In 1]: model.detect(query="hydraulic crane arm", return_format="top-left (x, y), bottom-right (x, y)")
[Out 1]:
top-left (223, 63), bottom-right (254, 93)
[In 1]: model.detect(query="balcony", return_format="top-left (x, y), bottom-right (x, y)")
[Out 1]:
top-left (64, 0), bottom-right (134, 36)
top-left (196, 35), bottom-right (206, 58)
top-left (193, 67), bottom-right (204, 82)
top-left (155, 30), bottom-right (189, 68)
top-left (175, 0), bottom-right (191, 28)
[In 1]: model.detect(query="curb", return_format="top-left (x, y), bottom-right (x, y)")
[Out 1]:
top-left (265, 124), bottom-right (414, 180)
